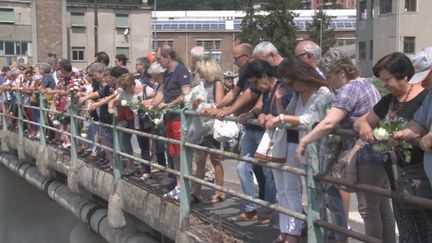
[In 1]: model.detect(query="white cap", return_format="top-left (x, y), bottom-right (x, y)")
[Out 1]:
top-left (147, 62), bottom-right (165, 75)
top-left (409, 47), bottom-right (432, 84)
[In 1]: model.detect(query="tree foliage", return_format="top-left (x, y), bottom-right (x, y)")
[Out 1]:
top-left (238, 0), bottom-right (301, 57)
top-left (306, 10), bottom-right (335, 54)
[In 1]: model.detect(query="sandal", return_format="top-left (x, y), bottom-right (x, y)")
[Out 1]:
top-left (206, 194), bottom-right (226, 204)
top-left (230, 210), bottom-right (258, 223)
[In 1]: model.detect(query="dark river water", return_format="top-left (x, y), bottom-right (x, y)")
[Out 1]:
top-left (0, 165), bottom-right (105, 243)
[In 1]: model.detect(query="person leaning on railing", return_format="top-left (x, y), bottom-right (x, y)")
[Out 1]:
top-left (296, 49), bottom-right (388, 243)
top-left (355, 51), bottom-right (432, 243)
top-left (262, 57), bottom-right (334, 243)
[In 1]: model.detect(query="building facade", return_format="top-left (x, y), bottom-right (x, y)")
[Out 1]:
top-left (0, 0), bottom-right (152, 69)
top-left (302, 0), bottom-right (356, 9)
top-left (154, 10), bottom-right (356, 72)
top-left (357, 0), bottom-right (432, 76)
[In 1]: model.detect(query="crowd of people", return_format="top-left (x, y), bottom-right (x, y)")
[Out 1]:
top-left (1, 41), bottom-right (432, 243)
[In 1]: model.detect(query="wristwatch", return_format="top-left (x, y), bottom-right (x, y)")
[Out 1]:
top-left (279, 114), bottom-right (285, 124)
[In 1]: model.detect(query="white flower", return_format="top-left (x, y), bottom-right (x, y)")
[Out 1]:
top-left (52, 120), bottom-right (60, 126)
top-left (373, 127), bottom-right (389, 141)
top-left (195, 94), bottom-right (205, 101)
top-left (81, 133), bottom-right (88, 138)
top-left (120, 99), bottom-right (128, 106)
top-left (153, 118), bottom-right (161, 126)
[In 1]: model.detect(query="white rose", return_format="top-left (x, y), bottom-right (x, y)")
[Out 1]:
top-left (120, 99), bottom-right (128, 106)
top-left (153, 118), bottom-right (161, 126)
top-left (195, 94), bottom-right (205, 101)
top-left (81, 133), bottom-right (88, 138)
top-left (52, 120), bottom-right (60, 126)
top-left (373, 127), bottom-right (389, 141)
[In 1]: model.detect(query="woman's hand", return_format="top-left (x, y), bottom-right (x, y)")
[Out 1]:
top-left (296, 140), bottom-right (307, 163)
top-left (420, 133), bottom-right (432, 152)
top-left (265, 115), bottom-right (279, 129)
top-left (108, 107), bottom-right (115, 114)
top-left (237, 112), bottom-right (252, 125)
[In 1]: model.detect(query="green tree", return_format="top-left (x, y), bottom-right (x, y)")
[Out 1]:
top-left (306, 10), bottom-right (335, 54)
top-left (238, 0), bottom-right (300, 57)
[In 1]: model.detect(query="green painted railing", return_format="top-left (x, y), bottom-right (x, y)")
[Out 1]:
top-left (4, 89), bottom-right (432, 243)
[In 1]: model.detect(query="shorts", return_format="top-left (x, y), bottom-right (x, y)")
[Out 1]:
top-left (165, 119), bottom-right (181, 157)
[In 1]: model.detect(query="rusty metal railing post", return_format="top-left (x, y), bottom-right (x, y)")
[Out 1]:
top-left (306, 126), bottom-right (325, 243)
top-left (179, 107), bottom-right (192, 225)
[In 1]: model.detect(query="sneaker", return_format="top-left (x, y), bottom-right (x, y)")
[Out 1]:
top-left (163, 187), bottom-right (180, 201)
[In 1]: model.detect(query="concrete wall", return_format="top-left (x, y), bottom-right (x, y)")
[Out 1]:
top-left (35, 0), bottom-right (65, 63)
top-left (67, 5), bottom-right (152, 69)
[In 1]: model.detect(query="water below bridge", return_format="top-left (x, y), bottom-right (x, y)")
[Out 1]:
top-left (0, 164), bottom-right (106, 243)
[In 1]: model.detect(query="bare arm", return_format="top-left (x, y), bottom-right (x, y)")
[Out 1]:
top-left (214, 81), bottom-right (224, 105)
top-left (219, 88), bottom-right (260, 117)
top-left (393, 120), bottom-right (428, 144)
top-left (353, 110), bottom-right (380, 143)
top-left (296, 107), bottom-right (348, 160)
top-left (79, 91), bottom-right (100, 104)
top-left (216, 86), bottom-right (240, 108)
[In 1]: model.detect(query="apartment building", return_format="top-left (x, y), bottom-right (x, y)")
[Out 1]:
top-left (357, 0), bottom-right (432, 76)
top-left (302, 0), bottom-right (356, 9)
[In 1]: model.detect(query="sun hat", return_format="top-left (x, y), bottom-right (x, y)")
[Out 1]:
top-left (147, 62), bottom-right (165, 75)
top-left (409, 47), bottom-right (432, 84)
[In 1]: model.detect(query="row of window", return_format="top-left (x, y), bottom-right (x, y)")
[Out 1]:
top-left (71, 47), bottom-right (129, 61)
top-left (359, 0), bottom-right (417, 21)
top-left (0, 41), bottom-right (30, 56)
top-left (358, 36), bottom-right (416, 61)
top-left (72, 12), bottom-right (129, 28)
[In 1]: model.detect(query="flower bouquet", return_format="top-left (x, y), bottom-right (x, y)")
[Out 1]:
top-left (372, 119), bottom-right (412, 163)
top-left (80, 127), bottom-right (89, 138)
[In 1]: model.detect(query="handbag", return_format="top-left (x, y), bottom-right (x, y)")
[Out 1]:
top-left (255, 127), bottom-right (288, 163)
top-left (254, 81), bottom-right (287, 163)
top-left (389, 150), bottom-right (432, 209)
top-left (334, 139), bottom-right (364, 192)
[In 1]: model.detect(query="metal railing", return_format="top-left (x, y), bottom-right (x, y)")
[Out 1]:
top-left (2, 89), bottom-right (432, 243)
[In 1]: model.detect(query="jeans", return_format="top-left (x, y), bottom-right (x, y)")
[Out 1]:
top-left (237, 127), bottom-right (276, 212)
top-left (84, 122), bottom-right (98, 152)
top-left (357, 164), bottom-right (396, 242)
top-left (136, 123), bottom-right (152, 174)
top-left (31, 108), bottom-right (40, 131)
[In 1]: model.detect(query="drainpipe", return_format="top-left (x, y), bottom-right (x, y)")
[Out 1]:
top-left (0, 153), bottom-right (157, 243)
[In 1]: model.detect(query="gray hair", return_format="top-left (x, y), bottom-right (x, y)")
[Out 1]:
top-left (9, 68), bottom-right (21, 77)
top-left (147, 62), bottom-right (165, 75)
top-left (190, 46), bottom-right (205, 62)
top-left (319, 48), bottom-right (359, 80)
top-left (252, 41), bottom-right (279, 57)
top-left (37, 63), bottom-right (51, 74)
top-left (136, 57), bottom-right (151, 68)
top-left (88, 62), bottom-right (106, 74)
top-left (302, 42), bottom-right (322, 61)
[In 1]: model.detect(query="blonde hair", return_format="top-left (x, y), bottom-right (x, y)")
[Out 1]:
top-left (197, 58), bottom-right (222, 83)
top-left (319, 48), bottom-right (359, 80)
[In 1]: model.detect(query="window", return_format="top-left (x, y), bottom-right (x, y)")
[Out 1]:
top-left (153, 40), bottom-right (174, 50)
top-left (403, 37), bottom-right (415, 54)
top-left (359, 0), bottom-right (367, 21)
top-left (0, 9), bottom-right (14, 23)
top-left (359, 41), bottom-right (367, 61)
top-left (116, 47), bottom-right (129, 59)
top-left (5, 41), bottom-right (14, 55)
top-left (405, 0), bottom-right (416, 12)
top-left (370, 40), bottom-right (374, 60)
top-left (335, 39), bottom-right (356, 47)
top-left (71, 13), bottom-right (85, 27)
top-left (0, 41), bottom-right (3, 55)
top-left (1, 41), bottom-right (29, 56)
top-left (116, 14), bottom-right (129, 28)
top-left (370, 0), bottom-right (375, 19)
top-left (71, 47), bottom-right (85, 61)
top-left (196, 40), bottom-right (222, 63)
top-left (380, 0), bottom-right (392, 14)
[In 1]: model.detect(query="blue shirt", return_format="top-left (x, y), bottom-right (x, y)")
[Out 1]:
top-left (414, 92), bottom-right (432, 166)
top-left (162, 62), bottom-right (190, 120)
top-left (41, 73), bottom-right (56, 89)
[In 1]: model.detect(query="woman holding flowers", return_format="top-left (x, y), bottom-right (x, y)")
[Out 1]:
top-left (354, 52), bottom-right (432, 243)
top-left (189, 57), bottom-right (225, 203)
top-left (263, 57), bottom-right (333, 243)
top-left (296, 49), bottom-right (392, 242)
